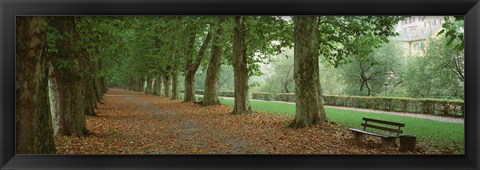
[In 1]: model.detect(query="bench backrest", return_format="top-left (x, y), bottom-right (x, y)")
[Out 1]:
top-left (361, 118), bottom-right (405, 137)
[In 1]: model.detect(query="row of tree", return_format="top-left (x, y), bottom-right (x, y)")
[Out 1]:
top-left (16, 16), bottom-right (402, 154)
top-left (259, 17), bottom-right (464, 100)
top-left (106, 16), bottom-right (401, 126)
top-left (16, 17), bottom-right (109, 154)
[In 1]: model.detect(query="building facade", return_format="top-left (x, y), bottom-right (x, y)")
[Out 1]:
top-left (396, 16), bottom-right (447, 56)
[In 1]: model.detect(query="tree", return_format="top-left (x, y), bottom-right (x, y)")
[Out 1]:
top-left (438, 17), bottom-right (464, 81)
top-left (203, 17), bottom-right (227, 105)
top-left (401, 36), bottom-right (464, 99)
top-left (184, 20), bottom-right (212, 102)
top-left (291, 16), bottom-right (401, 127)
top-left (232, 16), bottom-right (252, 114)
top-left (47, 17), bottom-right (89, 136)
top-left (231, 16), bottom-right (293, 114)
top-left (290, 16), bottom-right (326, 127)
top-left (259, 52), bottom-right (295, 93)
top-left (16, 16), bottom-right (56, 154)
top-left (339, 40), bottom-right (403, 96)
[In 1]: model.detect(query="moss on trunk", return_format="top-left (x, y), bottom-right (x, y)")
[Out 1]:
top-left (290, 16), bottom-right (327, 128)
top-left (16, 16), bottom-right (56, 154)
top-left (232, 16), bottom-right (252, 114)
top-left (203, 17), bottom-right (226, 106)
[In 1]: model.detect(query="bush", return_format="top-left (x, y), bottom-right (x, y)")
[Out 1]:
top-left (275, 93), bottom-right (295, 102)
top-left (323, 95), bottom-right (464, 118)
top-left (180, 89), bottom-right (464, 118)
top-left (217, 91), bottom-right (235, 97)
top-left (252, 92), bottom-right (274, 101)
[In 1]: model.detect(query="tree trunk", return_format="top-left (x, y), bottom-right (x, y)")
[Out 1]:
top-left (170, 18), bottom-right (182, 100)
top-left (232, 16), bottom-right (252, 114)
top-left (170, 68), bottom-right (180, 99)
top-left (83, 76), bottom-right (96, 116)
top-left (16, 16), bottom-right (56, 154)
top-left (163, 74), bottom-right (171, 97)
top-left (203, 17), bottom-right (226, 106)
top-left (146, 76), bottom-right (153, 94)
top-left (154, 74), bottom-right (162, 96)
top-left (184, 30), bottom-right (213, 102)
top-left (100, 77), bottom-right (108, 94)
top-left (93, 77), bottom-right (103, 103)
top-left (48, 16), bottom-right (88, 136)
top-left (290, 16), bottom-right (327, 128)
top-left (137, 77), bottom-right (144, 92)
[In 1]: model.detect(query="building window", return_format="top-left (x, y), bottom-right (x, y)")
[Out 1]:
top-left (433, 20), bottom-right (437, 25)
top-left (413, 42), bottom-right (425, 52)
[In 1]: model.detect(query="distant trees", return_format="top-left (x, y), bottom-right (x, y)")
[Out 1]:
top-left (400, 36), bottom-right (464, 99)
top-left (339, 40), bottom-right (403, 96)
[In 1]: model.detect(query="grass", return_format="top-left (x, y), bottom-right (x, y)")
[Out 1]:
top-left (184, 94), bottom-right (465, 153)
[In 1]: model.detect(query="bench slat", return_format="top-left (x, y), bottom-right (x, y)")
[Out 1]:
top-left (361, 123), bottom-right (403, 134)
top-left (348, 128), bottom-right (394, 138)
top-left (362, 118), bottom-right (405, 127)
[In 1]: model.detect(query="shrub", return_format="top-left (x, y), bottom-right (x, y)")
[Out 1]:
top-left (252, 92), bottom-right (274, 101)
top-left (323, 95), bottom-right (464, 118)
top-left (275, 93), bottom-right (295, 102)
top-left (217, 91), bottom-right (235, 97)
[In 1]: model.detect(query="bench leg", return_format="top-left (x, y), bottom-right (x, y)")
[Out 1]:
top-left (381, 138), bottom-right (397, 148)
top-left (352, 131), bottom-right (366, 139)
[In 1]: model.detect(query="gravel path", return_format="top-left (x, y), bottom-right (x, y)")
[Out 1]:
top-left (55, 88), bottom-right (455, 154)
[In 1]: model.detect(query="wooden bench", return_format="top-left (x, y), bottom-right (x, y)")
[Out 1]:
top-left (348, 117), bottom-right (405, 148)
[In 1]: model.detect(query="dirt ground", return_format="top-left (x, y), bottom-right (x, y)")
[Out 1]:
top-left (56, 88), bottom-right (431, 154)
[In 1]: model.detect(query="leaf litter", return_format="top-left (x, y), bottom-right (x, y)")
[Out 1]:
top-left (55, 88), bottom-right (451, 154)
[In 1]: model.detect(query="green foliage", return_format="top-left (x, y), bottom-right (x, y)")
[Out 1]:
top-left (397, 36), bottom-right (464, 100)
top-left (318, 16), bottom-right (403, 67)
top-left (259, 49), bottom-right (295, 93)
top-left (438, 16), bottom-right (464, 52)
top-left (223, 16), bottom-right (293, 77)
top-left (338, 40), bottom-right (404, 96)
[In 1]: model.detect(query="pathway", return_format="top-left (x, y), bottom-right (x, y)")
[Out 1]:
top-left (55, 88), bottom-right (433, 154)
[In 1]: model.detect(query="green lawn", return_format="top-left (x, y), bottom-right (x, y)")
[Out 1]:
top-left (186, 94), bottom-right (464, 152)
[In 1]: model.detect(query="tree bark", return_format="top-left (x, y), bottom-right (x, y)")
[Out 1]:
top-left (170, 17), bottom-right (183, 100)
top-left (137, 77), bottom-right (144, 92)
top-left (232, 16), bottom-right (252, 114)
top-left (16, 16), bottom-right (56, 154)
top-left (203, 17), bottom-right (226, 106)
top-left (83, 76), bottom-right (96, 116)
top-left (170, 68), bottom-right (180, 99)
top-left (48, 16), bottom-right (88, 136)
top-left (290, 16), bottom-right (327, 128)
top-left (145, 76), bottom-right (153, 94)
top-left (163, 73), bottom-right (171, 97)
top-left (154, 74), bottom-right (162, 96)
top-left (184, 30), bottom-right (212, 102)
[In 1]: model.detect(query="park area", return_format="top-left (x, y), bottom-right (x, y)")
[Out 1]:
top-left (54, 88), bottom-right (464, 154)
top-left (16, 16), bottom-right (464, 154)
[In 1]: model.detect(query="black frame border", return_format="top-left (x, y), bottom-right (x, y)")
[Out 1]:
top-left (1, 0), bottom-right (479, 169)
